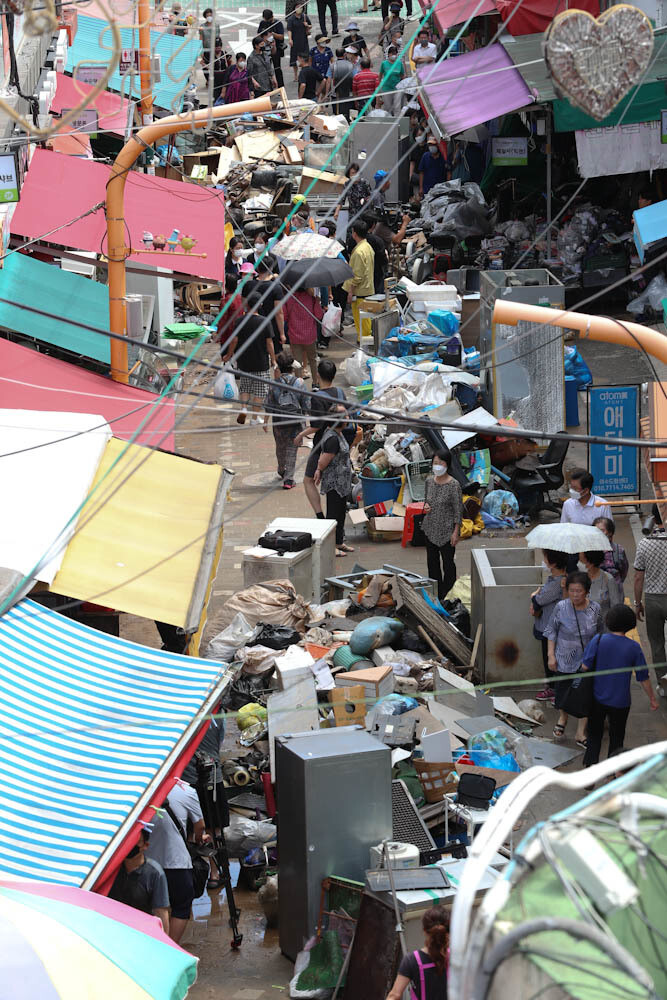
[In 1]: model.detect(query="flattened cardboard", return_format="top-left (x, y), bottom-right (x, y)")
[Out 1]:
top-left (492, 696), bottom-right (541, 725)
top-left (331, 685), bottom-right (367, 727)
top-left (455, 762), bottom-right (518, 788)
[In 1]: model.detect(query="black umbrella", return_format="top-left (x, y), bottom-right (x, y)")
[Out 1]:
top-left (280, 256), bottom-right (353, 288)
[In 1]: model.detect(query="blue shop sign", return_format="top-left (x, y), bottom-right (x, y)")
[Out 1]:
top-left (589, 385), bottom-right (639, 496)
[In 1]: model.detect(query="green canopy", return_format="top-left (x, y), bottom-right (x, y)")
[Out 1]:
top-left (554, 81), bottom-right (666, 132)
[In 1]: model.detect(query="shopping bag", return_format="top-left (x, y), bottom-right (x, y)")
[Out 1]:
top-left (322, 303), bottom-right (342, 339)
top-left (214, 369), bottom-right (239, 401)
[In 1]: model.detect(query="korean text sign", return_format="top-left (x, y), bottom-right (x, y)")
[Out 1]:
top-left (589, 385), bottom-right (639, 496)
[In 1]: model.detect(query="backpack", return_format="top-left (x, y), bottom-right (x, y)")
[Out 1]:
top-left (270, 375), bottom-right (303, 422)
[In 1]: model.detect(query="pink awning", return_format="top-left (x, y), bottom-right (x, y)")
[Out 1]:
top-left (0, 338), bottom-right (175, 451)
top-left (495, 0), bottom-right (599, 36)
top-left (11, 149), bottom-right (225, 283)
top-left (417, 43), bottom-right (533, 136)
top-left (433, 0), bottom-right (497, 34)
top-left (51, 72), bottom-right (131, 137)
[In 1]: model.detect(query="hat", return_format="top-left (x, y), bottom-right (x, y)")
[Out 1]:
top-left (315, 31), bottom-right (330, 42)
top-left (345, 45), bottom-right (358, 54)
top-left (240, 262), bottom-right (256, 274)
top-left (374, 169), bottom-right (388, 185)
top-left (345, 20), bottom-right (359, 30)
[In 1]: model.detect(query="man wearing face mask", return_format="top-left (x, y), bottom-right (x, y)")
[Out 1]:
top-left (248, 34), bottom-right (277, 97)
top-left (311, 32), bottom-right (334, 77)
top-left (378, 44), bottom-right (404, 116)
top-left (418, 138), bottom-right (448, 199)
top-left (561, 467), bottom-right (611, 525)
top-left (258, 9), bottom-right (285, 87)
top-left (110, 830), bottom-right (170, 935)
top-left (200, 9), bottom-right (220, 86)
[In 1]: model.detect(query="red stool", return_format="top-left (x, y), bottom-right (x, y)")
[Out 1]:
top-left (402, 502), bottom-right (427, 547)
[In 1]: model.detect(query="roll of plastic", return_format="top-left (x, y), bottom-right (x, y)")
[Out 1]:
top-left (232, 766), bottom-right (251, 786)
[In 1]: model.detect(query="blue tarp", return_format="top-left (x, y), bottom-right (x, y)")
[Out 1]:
top-left (66, 15), bottom-right (201, 111)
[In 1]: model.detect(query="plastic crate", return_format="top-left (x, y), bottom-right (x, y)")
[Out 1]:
top-left (404, 460), bottom-right (432, 502)
top-left (355, 383), bottom-right (373, 402)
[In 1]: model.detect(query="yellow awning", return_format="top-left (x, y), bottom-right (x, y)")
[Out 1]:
top-left (51, 438), bottom-right (231, 629)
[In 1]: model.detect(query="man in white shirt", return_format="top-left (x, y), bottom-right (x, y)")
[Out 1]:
top-left (412, 29), bottom-right (437, 67)
top-left (147, 781), bottom-right (207, 943)
top-left (560, 467), bottom-right (611, 525)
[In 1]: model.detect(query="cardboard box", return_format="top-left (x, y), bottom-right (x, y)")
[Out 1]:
top-left (334, 664), bottom-right (394, 701)
top-left (330, 685), bottom-right (366, 726)
top-left (298, 166), bottom-right (346, 197)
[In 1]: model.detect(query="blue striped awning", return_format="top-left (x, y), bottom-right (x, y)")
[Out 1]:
top-left (0, 599), bottom-right (232, 889)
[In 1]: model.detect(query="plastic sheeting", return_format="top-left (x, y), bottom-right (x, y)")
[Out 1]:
top-left (492, 321), bottom-right (565, 434)
top-left (576, 120), bottom-right (667, 178)
top-left (0, 409), bottom-right (111, 584)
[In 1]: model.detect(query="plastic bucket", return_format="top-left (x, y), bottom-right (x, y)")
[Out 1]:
top-left (360, 475), bottom-right (402, 506)
top-left (565, 375), bottom-right (580, 427)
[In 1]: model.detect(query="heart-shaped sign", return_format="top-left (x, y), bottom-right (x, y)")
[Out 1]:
top-left (544, 4), bottom-right (654, 121)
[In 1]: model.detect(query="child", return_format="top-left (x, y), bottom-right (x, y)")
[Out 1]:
top-left (582, 603), bottom-right (658, 766)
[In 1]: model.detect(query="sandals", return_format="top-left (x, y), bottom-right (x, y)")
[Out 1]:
top-left (340, 543), bottom-right (355, 552)
top-left (283, 480), bottom-right (296, 490)
top-left (553, 723), bottom-right (565, 740)
top-left (576, 738), bottom-right (588, 750)
top-left (336, 547), bottom-right (348, 557)
top-left (207, 878), bottom-right (223, 890)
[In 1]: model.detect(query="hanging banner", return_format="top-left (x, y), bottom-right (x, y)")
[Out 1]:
top-left (62, 108), bottom-right (99, 137)
top-left (0, 152), bottom-right (20, 203)
top-left (491, 137), bottom-right (528, 166)
top-left (576, 120), bottom-right (667, 178)
top-left (588, 385), bottom-right (639, 496)
top-left (73, 63), bottom-right (107, 86)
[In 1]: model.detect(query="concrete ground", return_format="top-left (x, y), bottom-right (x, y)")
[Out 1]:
top-left (119, 318), bottom-right (667, 998)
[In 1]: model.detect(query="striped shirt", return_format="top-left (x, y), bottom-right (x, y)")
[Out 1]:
top-left (352, 68), bottom-right (380, 98)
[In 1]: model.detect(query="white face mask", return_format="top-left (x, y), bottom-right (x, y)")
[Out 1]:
top-left (206, 15), bottom-right (213, 22)
top-left (569, 487), bottom-right (582, 499)
top-left (232, 248), bottom-right (243, 258)
top-left (416, 133), bottom-right (426, 143)
top-left (254, 243), bottom-right (265, 253)
top-left (238, 61), bottom-right (246, 69)
top-left (433, 463), bottom-right (447, 476)
top-left (388, 54), bottom-right (397, 61)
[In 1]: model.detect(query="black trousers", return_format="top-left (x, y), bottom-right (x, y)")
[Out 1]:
top-left (317, 0), bottom-right (338, 33)
top-left (326, 489), bottom-right (347, 545)
top-left (426, 540), bottom-right (456, 600)
top-left (583, 700), bottom-right (630, 767)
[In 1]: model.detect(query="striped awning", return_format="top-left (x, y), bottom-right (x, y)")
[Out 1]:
top-left (0, 599), bottom-right (233, 890)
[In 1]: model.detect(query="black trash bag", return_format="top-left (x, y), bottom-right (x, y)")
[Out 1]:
top-left (249, 623), bottom-right (301, 650)
top-left (397, 628), bottom-right (431, 653)
top-left (442, 599), bottom-right (471, 638)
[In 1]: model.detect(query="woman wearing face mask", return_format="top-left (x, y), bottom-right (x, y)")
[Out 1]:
top-left (421, 448), bottom-right (463, 602)
top-left (530, 549), bottom-right (568, 702)
top-left (543, 571), bottom-right (603, 747)
top-left (200, 9), bottom-right (220, 86)
top-left (251, 234), bottom-right (268, 265)
top-left (592, 516), bottom-right (629, 587)
top-left (378, 45), bottom-right (404, 116)
top-left (224, 52), bottom-right (250, 103)
top-left (314, 409), bottom-right (354, 557)
top-left (579, 550), bottom-right (624, 623)
top-left (225, 236), bottom-right (245, 278)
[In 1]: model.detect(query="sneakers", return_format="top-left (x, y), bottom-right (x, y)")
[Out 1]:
top-left (657, 684), bottom-right (665, 698)
top-left (283, 479), bottom-right (295, 490)
top-left (536, 687), bottom-right (555, 701)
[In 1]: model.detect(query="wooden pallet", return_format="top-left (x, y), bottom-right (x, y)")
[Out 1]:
top-left (397, 576), bottom-right (472, 666)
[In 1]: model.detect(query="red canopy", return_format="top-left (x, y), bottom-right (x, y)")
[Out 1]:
top-left (0, 338), bottom-right (175, 451)
top-left (51, 72), bottom-right (131, 137)
top-left (495, 0), bottom-right (600, 35)
top-left (11, 149), bottom-right (225, 283)
top-left (433, 0), bottom-right (497, 35)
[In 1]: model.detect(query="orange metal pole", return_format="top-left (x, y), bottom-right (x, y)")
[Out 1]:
top-left (106, 96), bottom-right (273, 382)
top-left (492, 299), bottom-right (667, 366)
top-left (138, 0), bottom-right (153, 124)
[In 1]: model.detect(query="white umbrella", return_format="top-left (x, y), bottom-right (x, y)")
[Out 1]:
top-left (525, 523), bottom-right (611, 555)
top-left (272, 232), bottom-right (344, 260)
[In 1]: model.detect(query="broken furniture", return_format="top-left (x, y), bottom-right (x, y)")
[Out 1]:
top-left (508, 436), bottom-right (570, 517)
top-left (276, 727), bottom-right (392, 961)
top-left (470, 547), bottom-right (542, 682)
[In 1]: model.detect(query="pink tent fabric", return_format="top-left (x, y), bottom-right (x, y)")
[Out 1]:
top-left (11, 149), bottom-right (225, 283)
top-left (0, 338), bottom-right (175, 451)
top-left (417, 43), bottom-right (533, 136)
top-left (51, 73), bottom-right (131, 137)
top-left (495, 0), bottom-right (600, 36)
top-left (433, 0), bottom-right (497, 35)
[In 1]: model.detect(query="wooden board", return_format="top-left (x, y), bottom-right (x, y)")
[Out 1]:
top-left (398, 577), bottom-right (472, 665)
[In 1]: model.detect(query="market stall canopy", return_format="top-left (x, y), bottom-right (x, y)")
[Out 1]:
top-left (495, 0), bottom-right (599, 35)
top-left (51, 71), bottom-right (132, 137)
top-left (0, 597), bottom-right (233, 890)
top-left (500, 33), bottom-right (558, 103)
top-left (0, 339), bottom-right (175, 450)
top-left (10, 150), bottom-right (225, 283)
top-left (0, 253), bottom-right (110, 362)
top-left (65, 13), bottom-right (201, 111)
top-left (50, 438), bottom-right (231, 631)
top-left (433, 0), bottom-right (497, 35)
top-left (417, 44), bottom-right (534, 136)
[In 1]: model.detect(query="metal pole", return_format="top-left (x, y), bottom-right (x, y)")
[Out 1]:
top-left (383, 840), bottom-right (408, 957)
top-left (545, 109), bottom-right (552, 260)
top-left (106, 95), bottom-right (277, 382)
top-left (138, 0), bottom-right (153, 125)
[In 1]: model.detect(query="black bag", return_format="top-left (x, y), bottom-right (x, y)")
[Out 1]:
top-left (457, 772), bottom-right (496, 810)
top-left (165, 802), bottom-right (209, 899)
top-left (250, 623), bottom-right (301, 650)
top-left (258, 529), bottom-right (312, 554)
top-left (267, 374), bottom-right (304, 424)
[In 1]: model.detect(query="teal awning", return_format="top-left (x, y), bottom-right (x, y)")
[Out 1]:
top-left (66, 14), bottom-right (202, 111)
top-left (554, 81), bottom-right (667, 131)
top-left (0, 253), bottom-right (110, 363)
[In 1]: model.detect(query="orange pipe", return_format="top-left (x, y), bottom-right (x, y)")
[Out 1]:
top-left (492, 299), bottom-right (667, 366)
top-left (106, 96), bottom-right (272, 382)
top-left (138, 0), bottom-right (153, 124)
